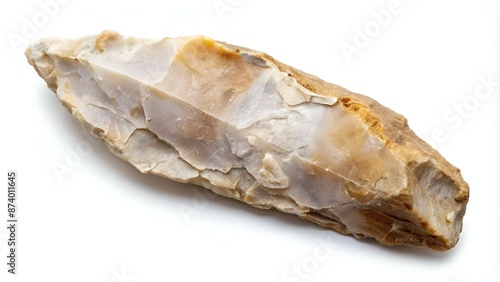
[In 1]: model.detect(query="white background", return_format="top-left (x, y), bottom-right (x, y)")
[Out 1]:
top-left (1, 0), bottom-right (499, 281)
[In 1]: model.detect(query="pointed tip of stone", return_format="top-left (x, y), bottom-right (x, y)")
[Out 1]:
top-left (25, 38), bottom-right (59, 92)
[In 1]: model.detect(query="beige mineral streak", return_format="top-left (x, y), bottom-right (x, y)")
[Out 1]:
top-left (26, 31), bottom-right (469, 251)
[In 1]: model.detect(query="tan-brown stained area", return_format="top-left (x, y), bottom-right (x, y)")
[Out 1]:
top-left (167, 36), bottom-right (266, 120)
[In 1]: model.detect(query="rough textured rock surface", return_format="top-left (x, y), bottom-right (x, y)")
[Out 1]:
top-left (26, 31), bottom-right (469, 251)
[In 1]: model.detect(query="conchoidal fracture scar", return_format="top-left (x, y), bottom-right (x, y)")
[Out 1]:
top-left (26, 31), bottom-right (468, 251)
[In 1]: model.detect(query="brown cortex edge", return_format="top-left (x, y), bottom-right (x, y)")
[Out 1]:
top-left (355, 207), bottom-right (450, 251)
top-left (95, 30), bottom-right (120, 52)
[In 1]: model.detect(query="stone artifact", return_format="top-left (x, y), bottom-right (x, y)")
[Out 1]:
top-left (26, 31), bottom-right (469, 251)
